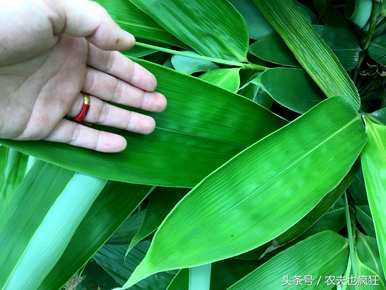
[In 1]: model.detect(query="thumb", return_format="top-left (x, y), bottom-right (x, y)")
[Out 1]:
top-left (47, 0), bottom-right (135, 51)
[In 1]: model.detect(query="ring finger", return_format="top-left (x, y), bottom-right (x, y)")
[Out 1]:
top-left (68, 94), bottom-right (156, 135)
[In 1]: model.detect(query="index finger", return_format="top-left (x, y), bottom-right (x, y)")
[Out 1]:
top-left (87, 44), bottom-right (157, 92)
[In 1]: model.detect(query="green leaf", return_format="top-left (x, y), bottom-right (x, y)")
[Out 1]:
top-left (0, 162), bottom-right (106, 289)
top-left (40, 182), bottom-right (152, 289)
top-left (200, 68), bottom-right (241, 93)
top-left (259, 67), bottom-right (322, 113)
top-left (75, 260), bottom-right (119, 290)
top-left (369, 34), bottom-right (386, 65)
top-left (227, 231), bottom-right (348, 290)
top-left (95, 0), bottom-right (182, 46)
top-left (356, 205), bottom-right (376, 237)
top-left (313, 25), bottom-right (361, 71)
top-left (129, 0), bottom-right (249, 62)
top-left (276, 163), bottom-right (357, 245)
top-left (254, 0), bottom-right (361, 110)
top-left (249, 33), bottom-right (298, 67)
top-left (129, 188), bottom-right (186, 251)
top-left (171, 52), bottom-right (218, 74)
top-left (361, 117), bottom-right (386, 276)
top-left (0, 59), bottom-right (285, 187)
top-left (122, 97), bottom-right (366, 287)
top-left (227, 0), bottom-right (273, 40)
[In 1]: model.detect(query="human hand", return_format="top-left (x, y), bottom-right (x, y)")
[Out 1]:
top-left (0, 0), bottom-right (167, 152)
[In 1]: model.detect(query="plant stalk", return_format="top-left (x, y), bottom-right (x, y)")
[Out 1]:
top-left (135, 42), bottom-right (266, 70)
top-left (189, 264), bottom-right (212, 290)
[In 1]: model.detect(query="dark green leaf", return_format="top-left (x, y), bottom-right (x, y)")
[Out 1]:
top-left (1, 59), bottom-right (285, 187)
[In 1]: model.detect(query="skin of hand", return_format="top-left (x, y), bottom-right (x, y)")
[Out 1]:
top-left (0, 0), bottom-right (167, 152)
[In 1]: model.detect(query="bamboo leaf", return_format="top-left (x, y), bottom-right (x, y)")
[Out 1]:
top-left (39, 183), bottom-right (152, 289)
top-left (200, 68), bottom-right (241, 93)
top-left (121, 97), bottom-right (366, 287)
top-left (259, 67), bottom-right (322, 113)
top-left (227, 231), bottom-right (348, 290)
top-left (0, 59), bottom-right (285, 187)
top-left (0, 162), bottom-right (106, 289)
top-left (361, 117), bottom-right (386, 276)
top-left (356, 205), bottom-right (376, 237)
top-left (276, 164), bottom-right (357, 245)
top-left (129, 0), bottom-right (249, 62)
top-left (254, 0), bottom-right (361, 110)
top-left (95, 0), bottom-right (182, 46)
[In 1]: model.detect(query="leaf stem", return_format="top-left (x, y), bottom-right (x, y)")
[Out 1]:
top-left (135, 42), bottom-right (266, 70)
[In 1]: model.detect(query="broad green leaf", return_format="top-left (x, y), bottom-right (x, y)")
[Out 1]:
top-left (254, 0), bottom-right (361, 110)
top-left (95, 242), bottom-right (174, 290)
top-left (122, 97), bottom-right (366, 287)
top-left (259, 67), bottom-right (322, 113)
top-left (1, 59), bottom-right (285, 187)
top-left (129, 188), bottom-right (186, 251)
top-left (200, 68), bottom-right (241, 93)
top-left (350, 168), bottom-right (369, 205)
top-left (95, 0), bottom-right (182, 46)
top-left (227, 0), bottom-right (273, 39)
top-left (110, 210), bottom-right (148, 245)
top-left (129, 0), bottom-right (249, 62)
top-left (369, 34), bottom-right (386, 65)
top-left (238, 74), bottom-right (273, 109)
top-left (356, 205), bottom-right (376, 237)
top-left (276, 164), bottom-right (356, 245)
top-left (249, 34), bottom-right (298, 67)
top-left (361, 118), bottom-right (386, 276)
top-left (171, 52), bottom-right (218, 75)
top-left (228, 231), bottom-right (348, 290)
top-left (0, 162), bottom-right (106, 289)
top-left (40, 183), bottom-right (152, 289)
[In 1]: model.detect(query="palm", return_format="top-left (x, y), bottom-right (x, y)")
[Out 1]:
top-left (0, 36), bottom-right (88, 140)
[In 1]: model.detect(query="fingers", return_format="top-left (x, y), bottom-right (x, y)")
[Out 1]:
top-left (69, 95), bottom-right (156, 135)
top-left (45, 119), bottom-right (127, 153)
top-left (87, 45), bottom-right (157, 92)
top-left (83, 68), bottom-right (167, 112)
top-left (46, 0), bottom-right (135, 50)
